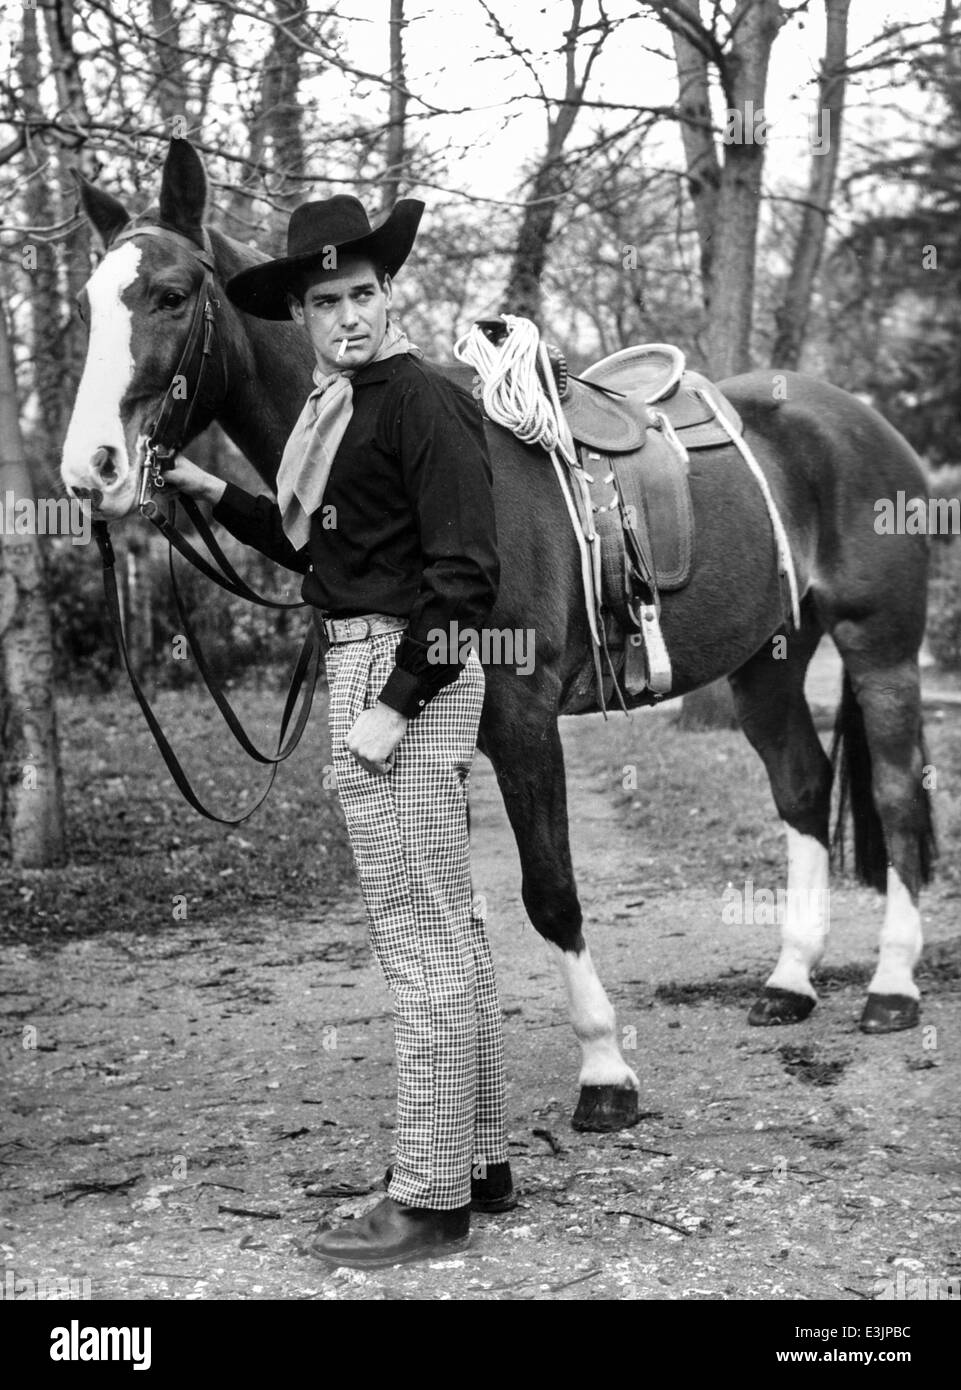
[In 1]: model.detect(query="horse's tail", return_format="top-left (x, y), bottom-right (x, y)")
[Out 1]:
top-left (829, 670), bottom-right (936, 891)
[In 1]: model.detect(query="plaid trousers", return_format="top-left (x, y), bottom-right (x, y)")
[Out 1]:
top-left (324, 630), bottom-right (508, 1209)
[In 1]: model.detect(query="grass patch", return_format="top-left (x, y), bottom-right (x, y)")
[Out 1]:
top-left (0, 681), bottom-right (355, 946)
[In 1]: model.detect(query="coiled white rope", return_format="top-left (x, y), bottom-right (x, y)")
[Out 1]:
top-left (455, 316), bottom-right (603, 649)
top-left (454, 316), bottom-right (568, 455)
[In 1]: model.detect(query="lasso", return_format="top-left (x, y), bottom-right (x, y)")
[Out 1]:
top-left (455, 316), bottom-right (603, 650)
top-left (454, 315), bottom-right (571, 455)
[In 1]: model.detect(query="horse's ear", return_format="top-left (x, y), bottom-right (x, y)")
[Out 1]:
top-left (158, 139), bottom-right (207, 246)
top-left (72, 170), bottom-right (130, 249)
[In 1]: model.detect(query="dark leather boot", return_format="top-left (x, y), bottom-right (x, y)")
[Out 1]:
top-left (308, 1196), bottom-right (470, 1269)
top-left (384, 1161), bottom-right (518, 1214)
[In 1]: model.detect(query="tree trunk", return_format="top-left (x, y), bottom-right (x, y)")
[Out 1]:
top-left (381, 0), bottom-right (409, 213)
top-left (664, 0), bottom-right (783, 729)
top-left (703, 0), bottom-right (784, 378)
top-left (262, 0), bottom-right (308, 210)
top-left (0, 292), bottom-right (66, 867)
top-left (502, 156), bottom-right (571, 322)
top-left (20, 5), bottom-right (68, 478)
top-left (124, 537), bottom-right (152, 677)
top-left (149, 0), bottom-right (191, 127)
top-left (42, 0), bottom-right (96, 445)
top-left (670, 23), bottom-right (720, 291)
top-left (771, 0), bottom-right (850, 368)
top-left (501, 0), bottom-right (609, 322)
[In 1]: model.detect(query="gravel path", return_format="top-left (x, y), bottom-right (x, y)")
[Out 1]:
top-left (2, 696), bottom-right (959, 1302)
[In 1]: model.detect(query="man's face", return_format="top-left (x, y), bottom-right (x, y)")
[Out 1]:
top-left (287, 253), bottom-right (392, 374)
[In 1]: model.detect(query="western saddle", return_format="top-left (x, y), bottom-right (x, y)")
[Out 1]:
top-left (459, 321), bottom-right (764, 711)
top-left (553, 341), bottom-right (745, 705)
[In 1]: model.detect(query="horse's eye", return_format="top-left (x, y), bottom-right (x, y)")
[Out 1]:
top-left (160, 291), bottom-right (187, 310)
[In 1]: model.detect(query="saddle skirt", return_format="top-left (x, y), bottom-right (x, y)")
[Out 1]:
top-left (558, 344), bottom-right (744, 698)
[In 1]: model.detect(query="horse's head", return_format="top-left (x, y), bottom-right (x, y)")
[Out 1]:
top-left (62, 140), bottom-right (224, 519)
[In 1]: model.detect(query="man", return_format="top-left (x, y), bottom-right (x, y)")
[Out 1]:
top-left (165, 194), bottom-right (513, 1268)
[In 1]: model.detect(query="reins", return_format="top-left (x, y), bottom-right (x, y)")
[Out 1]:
top-left (92, 224), bottom-right (321, 825)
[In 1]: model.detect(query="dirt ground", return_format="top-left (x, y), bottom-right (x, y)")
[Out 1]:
top-left (2, 646), bottom-right (960, 1303)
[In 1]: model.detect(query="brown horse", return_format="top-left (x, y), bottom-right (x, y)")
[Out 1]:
top-left (62, 141), bottom-right (934, 1131)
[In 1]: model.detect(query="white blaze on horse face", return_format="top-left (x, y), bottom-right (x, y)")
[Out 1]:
top-left (61, 241), bottom-right (142, 511)
top-left (765, 827), bottom-right (830, 1000)
top-left (869, 867), bottom-right (922, 1000)
top-left (548, 943), bottom-right (639, 1090)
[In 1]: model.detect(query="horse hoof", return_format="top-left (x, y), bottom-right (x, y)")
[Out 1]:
top-left (747, 988), bottom-right (816, 1026)
top-left (859, 994), bottom-right (920, 1034)
top-left (571, 1085), bottom-right (639, 1132)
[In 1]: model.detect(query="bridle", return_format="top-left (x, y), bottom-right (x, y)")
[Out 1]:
top-left (91, 222), bottom-right (321, 825)
top-left (110, 224), bottom-right (227, 509)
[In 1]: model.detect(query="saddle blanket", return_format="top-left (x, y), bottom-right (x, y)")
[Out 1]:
top-left (574, 369), bottom-right (743, 623)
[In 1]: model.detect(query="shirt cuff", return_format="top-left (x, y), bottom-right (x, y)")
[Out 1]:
top-left (211, 480), bottom-right (260, 525)
top-left (378, 661), bottom-right (461, 719)
top-left (377, 664), bottom-right (433, 719)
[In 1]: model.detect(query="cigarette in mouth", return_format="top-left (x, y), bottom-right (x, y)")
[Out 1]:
top-left (336, 338), bottom-right (348, 361)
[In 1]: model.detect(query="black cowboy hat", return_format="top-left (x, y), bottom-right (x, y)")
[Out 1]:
top-left (225, 195), bottom-right (425, 320)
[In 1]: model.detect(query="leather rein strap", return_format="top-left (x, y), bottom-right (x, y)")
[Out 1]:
top-left (93, 223), bottom-right (321, 825)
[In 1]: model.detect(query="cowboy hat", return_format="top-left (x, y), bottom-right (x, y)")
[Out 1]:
top-left (226, 195), bottom-right (425, 320)
top-left (559, 343), bottom-right (686, 449)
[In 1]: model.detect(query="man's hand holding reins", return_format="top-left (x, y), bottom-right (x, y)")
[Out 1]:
top-left (166, 457), bottom-right (407, 777)
top-left (163, 456), bottom-right (227, 506)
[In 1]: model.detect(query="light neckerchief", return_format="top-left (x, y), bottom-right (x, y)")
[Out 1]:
top-left (276, 319), bottom-right (423, 549)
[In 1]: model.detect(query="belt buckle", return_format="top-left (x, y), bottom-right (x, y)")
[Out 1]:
top-left (322, 614), bottom-right (391, 644)
top-left (328, 616), bottom-right (373, 643)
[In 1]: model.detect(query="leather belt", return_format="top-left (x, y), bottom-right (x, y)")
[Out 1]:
top-left (316, 612), bottom-right (408, 645)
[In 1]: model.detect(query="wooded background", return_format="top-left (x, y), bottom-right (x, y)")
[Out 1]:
top-left (1, 0), bottom-right (960, 865)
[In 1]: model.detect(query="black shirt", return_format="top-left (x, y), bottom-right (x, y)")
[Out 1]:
top-left (211, 353), bottom-right (499, 718)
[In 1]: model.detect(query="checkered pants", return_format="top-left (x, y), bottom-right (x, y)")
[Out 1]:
top-left (324, 630), bottom-right (508, 1209)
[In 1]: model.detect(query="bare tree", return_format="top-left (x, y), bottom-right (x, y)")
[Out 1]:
top-left (660, 0), bottom-right (786, 379)
top-left (149, 0), bottom-right (191, 126)
top-left (654, 0), bottom-right (785, 729)
top-left (498, 0), bottom-right (616, 321)
top-left (20, 4), bottom-right (69, 476)
top-left (772, 0), bottom-right (851, 368)
top-left (382, 0), bottom-right (409, 212)
top-left (0, 288), bottom-right (66, 867)
top-left (253, 0), bottom-right (311, 210)
top-left (41, 1), bottom-right (97, 429)
top-left (670, 11), bottom-right (720, 293)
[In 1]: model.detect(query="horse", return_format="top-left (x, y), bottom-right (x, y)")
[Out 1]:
top-left (61, 139), bottom-right (935, 1133)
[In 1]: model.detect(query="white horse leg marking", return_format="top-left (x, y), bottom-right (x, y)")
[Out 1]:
top-left (61, 241), bottom-right (141, 494)
top-left (868, 867), bottom-right (922, 999)
top-left (765, 827), bottom-right (830, 999)
top-left (548, 942), bottom-right (639, 1090)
